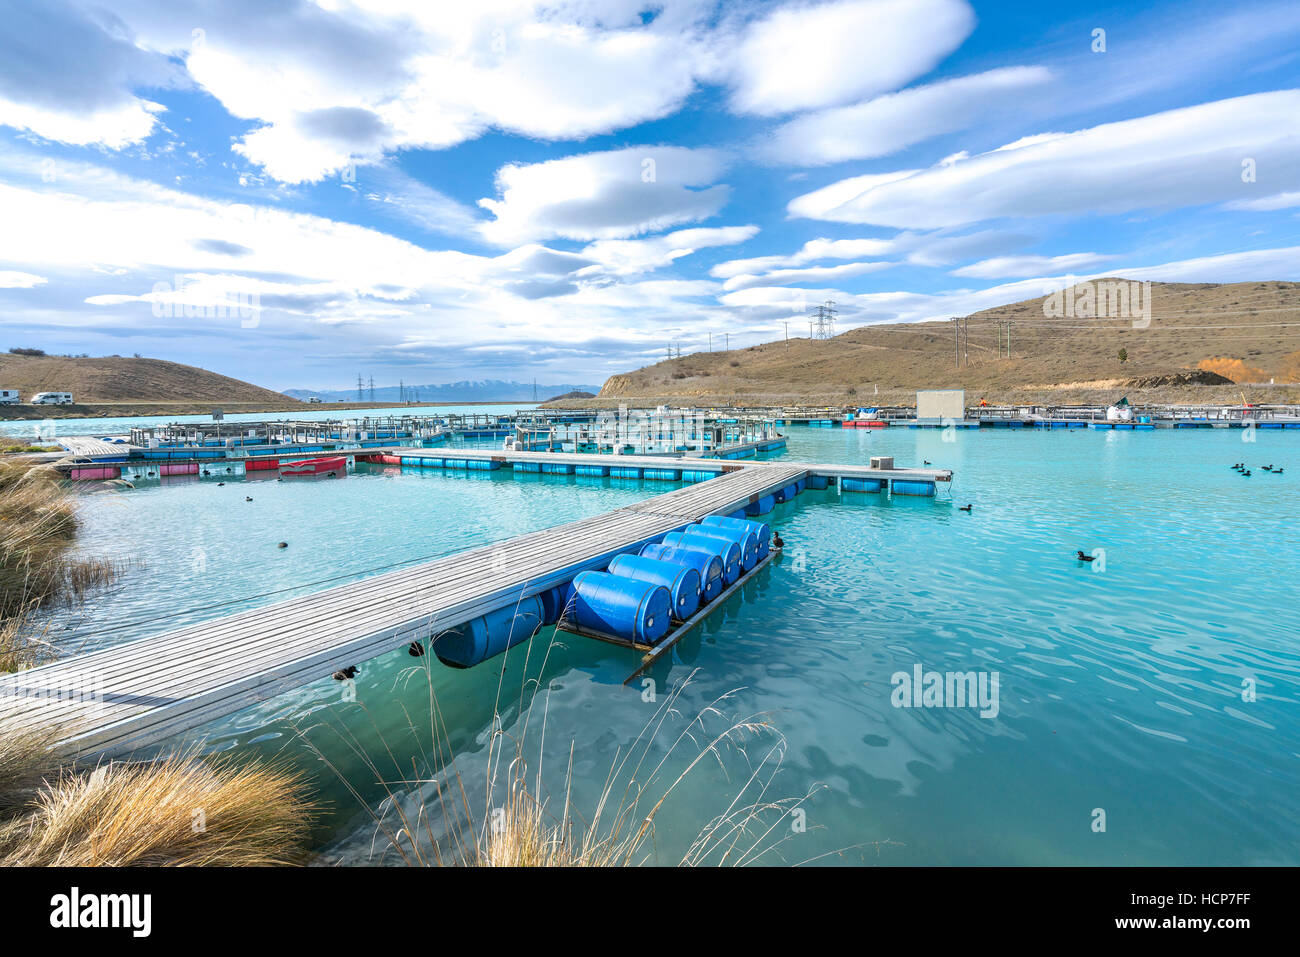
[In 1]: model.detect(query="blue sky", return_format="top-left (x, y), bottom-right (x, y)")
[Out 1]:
top-left (0, 0), bottom-right (1298, 391)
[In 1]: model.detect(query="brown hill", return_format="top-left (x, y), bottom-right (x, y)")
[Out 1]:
top-left (0, 354), bottom-right (288, 404)
top-left (591, 280), bottom-right (1300, 407)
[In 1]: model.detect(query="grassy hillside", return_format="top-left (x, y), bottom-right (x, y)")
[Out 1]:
top-left (591, 280), bottom-right (1300, 407)
top-left (0, 354), bottom-right (289, 404)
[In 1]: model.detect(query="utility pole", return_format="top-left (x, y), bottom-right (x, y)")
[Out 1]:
top-left (963, 317), bottom-right (969, 366)
top-left (724, 332), bottom-right (730, 350)
top-left (399, 379), bottom-right (404, 403)
top-left (708, 332), bottom-right (712, 352)
top-left (784, 320), bottom-right (789, 348)
top-left (954, 319), bottom-right (959, 369)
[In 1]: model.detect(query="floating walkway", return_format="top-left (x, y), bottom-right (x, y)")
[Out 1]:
top-left (0, 462), bottom-right (841, 760)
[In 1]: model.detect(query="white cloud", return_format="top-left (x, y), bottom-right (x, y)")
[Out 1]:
top-left (477, 146), bottom-right (731, 245)
top-left (764, 66), bottom-right (1052, 165)
top-left (580, 226), bottom-right (759, 276)
top-left (722, 261), bottom-right (893, 292)
top-left (0, 270), bottom-right (48, 288)
top-left (1224, 191), bottom-right (1300, 212)
top-left (0, 96), bottom-right (163, 150)
top-left (98, 0), bottom-right (720, 183)
top-left (727, 0), bottom-right (974, 115)
top-left (787, 90), bottom-right (1300, 228)
top-left (719, 245), bottom-right (1300, 324)
top-left (0, 0), bottom-right (177, 148)
top-left (711, 237), bottom-right (910, 280)
top-left (951, 252), bottom-right (1116, 278)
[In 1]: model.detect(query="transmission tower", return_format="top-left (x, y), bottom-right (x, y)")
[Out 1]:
top-left (808, 300), bottom-right (837, 340)
top-left (356, 374), bottom-right (364, 403)
top-left (368, 375), bottom-right (375, 401)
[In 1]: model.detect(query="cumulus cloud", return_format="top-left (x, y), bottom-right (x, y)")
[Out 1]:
top-left (726, 0), bottom-right (974, 115)
top-left (0, 270), bottom-right (48, 288)
top-left (764, 66), bottom-right (1052, 164)
top-left (0, 0), bottom-right (176, 147)
top-left (477, 147), bottom-right (731, 245)
top-left (93, 0), bottom-right (718, 183)
top-left (788, 91), bottom-right (1300, 228)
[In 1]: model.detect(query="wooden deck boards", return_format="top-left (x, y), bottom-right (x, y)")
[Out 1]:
top-left (0, 464), bottom-right (807, 760)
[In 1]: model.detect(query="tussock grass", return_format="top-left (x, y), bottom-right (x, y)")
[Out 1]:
top-left (302, 608), bottom-right (827, 867)
top-left (0, 750), bottom-right (317, 867)
top-left (0, 460), bottom-right (121, 671)
top-left (0, 724), bottom-right (64, 822)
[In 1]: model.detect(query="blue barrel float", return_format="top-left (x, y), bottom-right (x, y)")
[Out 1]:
top-left (434, 595), bottom-right (544, 668)
top-left (842, 477), bottom-right (885, 492)
top-left (640, 543), bottom-right (724, 604)
top-left (608, 553), bottom-right (701, 619)
top-left (567, 571), bottom-right (672, 645)
top-left (681, 523), bottom-right (759, 571)
top-left (745, 494), bottom-right (775, 517)
top-left (774, 482), bottom-right (800, 504)
top-left (701, 515), bottom-right (771, 559)
top-left (662, 530), bottom-right (742, 583)
top-left (891, 479), bottom-right (936, 497)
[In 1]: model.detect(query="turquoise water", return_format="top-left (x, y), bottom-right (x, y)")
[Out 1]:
top-left (63, 426), bottom-right (1300, 865)
top-left (0, 402), bottom-right (534, 442)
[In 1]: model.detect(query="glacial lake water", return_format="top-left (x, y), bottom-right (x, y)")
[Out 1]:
top-left (61, 424), bottom-right (1300, 865)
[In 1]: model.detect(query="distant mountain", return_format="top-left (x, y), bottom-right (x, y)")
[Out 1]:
top-left (595, 280), bottom-right (1300, 406)
top-left (283, 379), bottom-right (603, 403)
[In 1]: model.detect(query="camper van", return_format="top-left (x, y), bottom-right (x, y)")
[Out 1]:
top-left (31, 392), bottom-right (74, 405)
top-left (0, 389), bottom-right (19, 405)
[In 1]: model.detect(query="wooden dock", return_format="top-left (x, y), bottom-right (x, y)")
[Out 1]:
top-left (0, 463), bottom-right (810, 760)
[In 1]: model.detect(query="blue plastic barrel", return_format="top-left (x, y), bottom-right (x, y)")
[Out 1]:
top-left (891, 479), bottom-right (936, 496)
top-left (537, 584), bottom-right (571, 625)
top-left (640, 543), bottom-right (724, 603)
top-left (434, 595), bottom-right (544, 668)
top-left (607, 553), bottom-right (701, 619)
top-left (774, 482), bottom-right (799, 503)
top-left (662, 530), bottom-right (741, 584)
top-left (842, 477), bottom-right (885, 492)
top-left (701, 515), bottom-right (771, 559)
top-left (745, 495), bottom-right (775, 517)
top-left (682, 524), bottom-right (758, 571)
top-left (568, 571), bottom-right (672, 645)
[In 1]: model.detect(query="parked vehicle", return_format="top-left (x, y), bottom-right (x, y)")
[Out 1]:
top-left (31, 392), bottom-right (74, 405)
top-left (0, 389), bottom-right (19, 404)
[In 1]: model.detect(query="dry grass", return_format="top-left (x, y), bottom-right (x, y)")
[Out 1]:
top-left (0, 724), bottom-right (65, 822)
top-left (0, 750), bottom-right (317, 867)
top-left (303, 611), bottom-right (827, 867)
top-left (0, 460), bottom-right (121, 671)
top-left (0, 353), bottom-right (290, 404)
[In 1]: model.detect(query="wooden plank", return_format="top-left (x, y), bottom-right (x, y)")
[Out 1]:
top-left (0, 464), bottom-right (810, 758)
